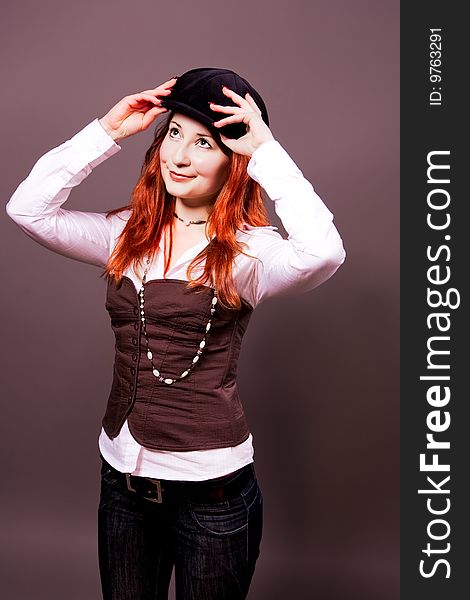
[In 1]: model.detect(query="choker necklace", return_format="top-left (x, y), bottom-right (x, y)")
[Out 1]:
top-left (139, 255), bottom-right (217, 385)
top-left (173, 211), bottom-right (207, 226)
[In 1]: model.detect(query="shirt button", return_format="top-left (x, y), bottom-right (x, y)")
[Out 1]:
top-left (132, 353), bottom-right (138, 361)
top-left (132, 337), bottom-right (137, 346)
top-left (130, 367), bottom-right (136, 375)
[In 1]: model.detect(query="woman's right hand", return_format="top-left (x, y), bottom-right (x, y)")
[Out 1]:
top-left (98, 77), bottom-right (177, 142)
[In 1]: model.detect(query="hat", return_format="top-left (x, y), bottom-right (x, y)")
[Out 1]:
top-left (160, 67), bottom-right (269, 141)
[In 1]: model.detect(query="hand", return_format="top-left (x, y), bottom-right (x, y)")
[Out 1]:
top-left (98, 77), bottom-right (177, 142)
top-left (209, 87), bottom-right (275, 157)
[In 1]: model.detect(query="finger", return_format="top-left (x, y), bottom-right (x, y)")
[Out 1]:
top-left (208, 102), bottom-right (244, 115)
top-left (142, 88), bottom-right (170, 95)
top-left (221, 86), bottom-right (251, 107)
top-left (138, 93), bottom-right (162, 105)
top-left (129, 94), bottom-right (162, 108)
top-left (143, 105), bottom-right (168, 121)
top-left (213, 113), bottom-right (251, 127)
top-left (151, 78), bottom-right (178, 90)
top-left (141, 107), bottom-right (168, 129)
top-left (141, 88), bottom-right (173, 97)
top-left (219, 132), bottom-right (235, 143)
top-left (244, 93), bottom-right (263, 116)
top-left (141, 84), bottom-right (173, 96)
top-left (218, 134), bottom-right (235, 149)
top-left (155, 89), bottom-right (173, 97)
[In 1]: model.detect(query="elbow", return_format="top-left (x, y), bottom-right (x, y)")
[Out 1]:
top-left (321, 227), bottom-right (346, 272)
top-left (303, 242), bottom-right (346, 288)
top-left (6, 199), bottom-right (17, 221)
top-left (331, 242), bottom-right (346, 270)
top-left (312, 236), bottom-right (346, 272)
top-left (6, 200), bottom-right (32, 229)
top-left (5, 178), bottom-right (36, 225)
top-left (327, 225), bottom-right (346, 267)
top-left (293, 235), bottom-right (346, 284)
top-left (5, 199), bottom-right (24, 226)
top-left (319, 249), bottom-right (345, 282)
top-left (5, 184), bottom-right (28, 224)
top-left (303, 222), bottom-right (346, 273)
top-left (324, 242), bottom-right (346, 279)
top-left (5, 199), bottom-right (43, 240)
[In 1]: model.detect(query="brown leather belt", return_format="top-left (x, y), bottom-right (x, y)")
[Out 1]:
top-left (100, 455), bottom-right (255, 504)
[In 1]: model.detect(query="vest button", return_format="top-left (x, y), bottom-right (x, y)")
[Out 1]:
top-left (133, 307), bottom-right (138, 315)
top-left (130, 367), bottom-right (136, 375)
top-left (128, 396), bottom-right (132, 403)
top-left (129, 383), bottom-right (134, 391)
top-left (132, 353), bottom-right (137, 361)
top-left (133, 322), bottom-right (139, 330)
top-left (132, 337), bottom-right (137, 345)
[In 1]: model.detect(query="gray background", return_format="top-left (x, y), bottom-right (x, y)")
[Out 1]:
top-left (1, 0), bottom-right (399, 598)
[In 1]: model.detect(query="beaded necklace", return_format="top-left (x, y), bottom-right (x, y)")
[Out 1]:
top-left (173, 211), bottom-right (207, 226)
top-left (139, 255), bottom-right (218, 385)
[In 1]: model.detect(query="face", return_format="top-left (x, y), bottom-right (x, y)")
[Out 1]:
top-left (159, 112), bottom-right (231, 205)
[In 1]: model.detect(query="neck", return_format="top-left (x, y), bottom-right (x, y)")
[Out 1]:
top-left (174, 197), bottom-right (214, 222)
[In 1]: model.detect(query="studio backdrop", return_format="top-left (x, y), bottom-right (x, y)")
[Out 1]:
top-left (0, 1), bottom-right (399, 598)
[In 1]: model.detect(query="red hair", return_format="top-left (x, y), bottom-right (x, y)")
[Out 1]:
top-left (101, 112), bottom-right (271, 310)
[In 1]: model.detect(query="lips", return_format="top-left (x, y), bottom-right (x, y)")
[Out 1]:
top-left (169, 170), bottom-right (195, 181)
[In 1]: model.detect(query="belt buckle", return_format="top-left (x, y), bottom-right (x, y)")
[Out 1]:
top-left (126, 474), bottom-right (163, 503)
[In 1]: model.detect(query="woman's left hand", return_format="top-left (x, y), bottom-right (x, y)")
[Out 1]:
top-left (209, 87), bottom-right (275, 157)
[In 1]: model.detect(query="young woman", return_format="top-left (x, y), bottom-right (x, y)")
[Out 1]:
top-left (6, 67), bottom-right (346, 600)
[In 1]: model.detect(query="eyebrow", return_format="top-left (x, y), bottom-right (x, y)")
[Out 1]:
top-left (170, 120), bottom-right (214, 139)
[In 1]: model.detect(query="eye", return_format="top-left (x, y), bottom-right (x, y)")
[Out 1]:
top-left (197, 137), bottom-right (212, 149)
top-left (168, 127), bottom-right (212, 149)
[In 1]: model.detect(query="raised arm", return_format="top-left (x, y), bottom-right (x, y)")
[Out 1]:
top-left (209, 85), bottom-right (346, 307)
top-left (6, 119), bottom-right (123, 267)
top-left (6, 78), bottom-right (177, 268)
top-left (245, 139), bottom-right (346, 305)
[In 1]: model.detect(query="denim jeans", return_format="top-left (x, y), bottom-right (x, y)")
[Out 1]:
top-left (97, 456), bottom-right (263, 600)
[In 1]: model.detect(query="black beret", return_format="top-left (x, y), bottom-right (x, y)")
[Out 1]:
top-left (160, 67), bottom-right (269, 141)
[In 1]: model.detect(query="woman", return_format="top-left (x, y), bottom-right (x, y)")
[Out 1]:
top-left (6, 67), bottom-right (346, 599)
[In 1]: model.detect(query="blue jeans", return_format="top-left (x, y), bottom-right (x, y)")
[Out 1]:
top-left (97, 456), bottom-right (263, 599)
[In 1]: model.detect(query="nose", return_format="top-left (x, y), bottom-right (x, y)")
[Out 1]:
top-left (172, 142), bottom-right (191, 167)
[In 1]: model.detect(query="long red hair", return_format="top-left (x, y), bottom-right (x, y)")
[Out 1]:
top-left (101, 112), bottom-right (271, 310)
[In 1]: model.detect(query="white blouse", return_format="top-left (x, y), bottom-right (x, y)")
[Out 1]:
top-left (6, 117), bottom-right (346, 480)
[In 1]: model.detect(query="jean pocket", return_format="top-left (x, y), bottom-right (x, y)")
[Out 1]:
top-left (189, 469), bottom-right (261, 536)
top-left (190, 494), bottom-right (249, 536)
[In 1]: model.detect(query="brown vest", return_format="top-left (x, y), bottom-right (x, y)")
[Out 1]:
top-left (101, 276), bottom-right (254, 451)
